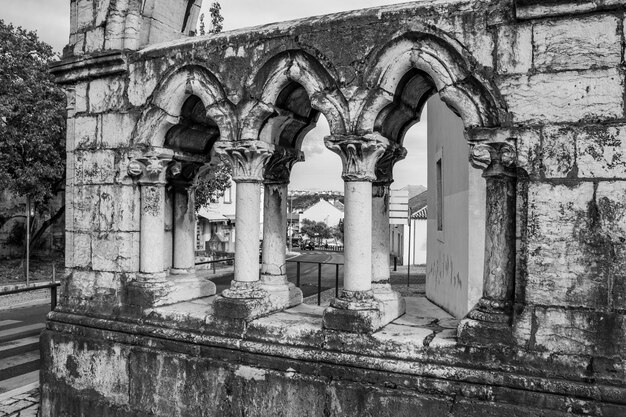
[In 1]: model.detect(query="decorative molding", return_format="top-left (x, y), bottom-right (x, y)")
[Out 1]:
top-left (214, 140), bottom-right (274, 182)
top-left (469, 142), bottom-right (516, 179)
top-left (49, 51), bottom-right (127, 84)
top-left (374, 143), bottom-right (407, 185)
top-left (324, 134), bottom-right (389, 182)
top-left (128, 156), bottom-right (172, 184)
top-left (264, 147), bottom-right (305, 184)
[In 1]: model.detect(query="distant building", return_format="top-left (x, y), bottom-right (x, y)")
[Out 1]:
top-left (299, 199), bottom-right (344, 227)
top-left (196, 182), bottom-right (236, 254)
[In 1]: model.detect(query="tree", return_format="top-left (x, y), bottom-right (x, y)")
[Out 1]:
top-left (194, 161), bottom-right (231, 211)
top-left (197, 2), bottom-right (224, 36)
top-left (300, 219), bottom-right (332, 245)
top-left (0, 20), bottom-right (66, 252)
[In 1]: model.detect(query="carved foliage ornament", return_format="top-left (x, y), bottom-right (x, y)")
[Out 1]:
top-left (374, 143), bottom-right (407, 185)
top-left (264, 147), bottom-right (305, 184)
top-left (469, 142), bottom-right (516, 178)
top-left (214, 140), bottom-right (274, 182)
top-left (127, 156), bottom-right (172, 184)
top-left (324, 134), bottom-right (389, 182)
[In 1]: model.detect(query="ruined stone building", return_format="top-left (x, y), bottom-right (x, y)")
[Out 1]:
top-left (44, 0), bottom-right (626, 415)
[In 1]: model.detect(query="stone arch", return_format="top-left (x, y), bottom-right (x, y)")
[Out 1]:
top-left (241, 50), bottom-right (350, 143)
top-left (133, 64), bottom-right (237, 149)
top-left (357, 32), bottom-right (506, 140)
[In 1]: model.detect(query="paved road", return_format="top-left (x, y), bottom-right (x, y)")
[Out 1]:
top-left (0, 304), bottom-right (49, 394)
top-left (204, 250), bottom-right (345, 299)
top-left (286, 250), bottom-right (345, 300)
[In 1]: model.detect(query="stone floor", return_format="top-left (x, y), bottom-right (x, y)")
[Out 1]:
top-left (152, 293), bottom-right (459, 351)
top-left (0, 385), bottom-right (39, 416)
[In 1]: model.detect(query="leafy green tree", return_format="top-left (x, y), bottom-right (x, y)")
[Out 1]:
top-left (0, 20), bottom-right (66, 251)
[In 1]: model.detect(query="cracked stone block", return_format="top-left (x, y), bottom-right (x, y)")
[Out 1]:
top-left (73, 151), bottom-right (116, 185)
top-left (70, 185), bottom-right (100, 231)
top-left (100, 112), bottom-right (138, 148)
top-left (76, 0), bottom-right (94, 31)
top-left (75, 82), bottom-right (88, 113)
top-left (533, 15), bottom-right (621, 71)
top-left (47, 338), bottom-right (130, 405)
top-left (542, 125), bottom-right (577, 178)
top-left (91, 232), bottom-right (139, 272)
top-left (85, 27), bottom-right (105, 53)
top-left (88, 76), bottom-right (126, 113)
top-left (74, 116), bottom-right (98, 150)
top-left (526, 182), bottom-right (611, 308)
top-left (97, 185), bottom-right (140, 232)
top-left (498, 68), bottom-right (624, 124)
top-left (496, 24), bottom-right (532, 74)
top-left (577, 124), bottom-right (626, 178)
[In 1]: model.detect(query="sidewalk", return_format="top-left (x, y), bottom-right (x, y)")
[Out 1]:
top-left (0, 383), bottom-right (39, 416)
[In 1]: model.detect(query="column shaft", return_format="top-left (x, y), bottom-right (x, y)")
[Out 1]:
top-left (140, 183), bottom-right (166, 274)
top-left (234, 181), bottom-right (262, 283)
top-left (172, 187), bottom-right (196, 273)
top-left (371, 184), bottom-right (391, 283)
top-left (482, 176), bottom-right (516, 306)
top-left (261, 183), bottom-right (288, 282)
top-left (343, 181), bottom-right (373, 292)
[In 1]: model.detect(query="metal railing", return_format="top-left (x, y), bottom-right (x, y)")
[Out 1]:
top-left (195, 258), bottom-right (235, 274)
top-left (0, 281), bottom-right (61, 310)
top-left (287, 259), bottom-right (343, 306)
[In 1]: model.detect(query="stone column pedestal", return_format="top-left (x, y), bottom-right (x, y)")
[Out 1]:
top-left (458, 143), bottom-right (517, 345)
top-left (322, 134), bottom-right (402, 333)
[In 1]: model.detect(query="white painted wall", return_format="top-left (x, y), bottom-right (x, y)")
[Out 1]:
top-left (402, 219), bottom-right (427, 265)
top-left (300, 199), bottom-right (344, 227)
top-left (425, 95), bottom-right (486, 318)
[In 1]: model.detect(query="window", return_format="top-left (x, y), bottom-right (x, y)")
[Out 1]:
top-left (436, 156), bottom-right (443, 231)
top-left (223, 186), bottom-right (232, 204)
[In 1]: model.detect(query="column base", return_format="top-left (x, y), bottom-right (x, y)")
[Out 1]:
top-left (214, 280), bottom-right (272, 321)
top-left (372, 283), bottom-right (406, 324)
top-left (260, 276), bottom-right (303, 310)
top-left (457, 298), bottom-right (514, 345)
top-left (126, 272), bottom-right (216, 308)
top-left (169, 267), bottom-right (195, 275)
top-left (322, 289), bottom-right (404, 333)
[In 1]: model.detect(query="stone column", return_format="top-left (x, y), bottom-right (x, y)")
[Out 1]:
top-left (169, 162), bottom-right (199, 275)
top-left (322, 134), bottom-right (391, 333)
top-left (371, 144), bottom-right (407, 323)
top-left (261, 147), bottom-right (304, 308)
top-left (458, 142), bottom-right (517, 345)
top-left (213, 140), bottom-right (275, 320)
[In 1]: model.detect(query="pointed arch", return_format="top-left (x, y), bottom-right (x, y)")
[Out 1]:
top-left (357, 32), bottom-right (507, 139)
top-left (133, 64), bottom-right (237, 149)
top-left (241, 50), bottom-right (350, 142)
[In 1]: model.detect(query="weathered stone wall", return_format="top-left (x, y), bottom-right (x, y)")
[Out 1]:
top-left (45, 0), bottom-right (626, 415)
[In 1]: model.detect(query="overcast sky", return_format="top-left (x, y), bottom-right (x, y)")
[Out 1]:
top-left (2, 0), bottom-right (426, 191)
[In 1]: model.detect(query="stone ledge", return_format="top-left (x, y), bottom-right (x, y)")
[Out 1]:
top-left (515, 0), bottom-right (625, 20)
top-left (49, 51), bottom-right (127, 84)
top-left (41, 317), bottom-right (626, 415)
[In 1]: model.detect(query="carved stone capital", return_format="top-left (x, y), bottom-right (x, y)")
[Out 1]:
top-left (374, 143), bottom-right (407, 185)
top-left (214, 140), bottom-right (274, 182)
top-left (264, 147), bottom-right (305, 184)
top-left (128, 156), bottom-right (172, 185)
top-left (167, 161), bottom-right (202, 189)
top-left (469, 142), bottom-right (516, 179)
top-left (324, 134), bottom-right (389, 182)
